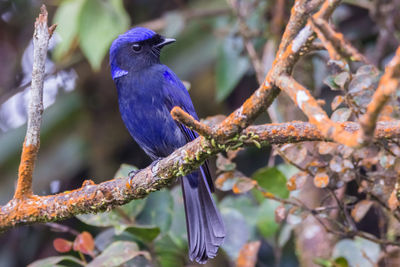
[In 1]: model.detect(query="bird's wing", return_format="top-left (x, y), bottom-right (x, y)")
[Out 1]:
top-left (162, 67), bottom-right (214, 191)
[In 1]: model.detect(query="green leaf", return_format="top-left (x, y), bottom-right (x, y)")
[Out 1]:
top-left (28, 256), bottom-right (84, 267)
top-left (125, 225), bottom-right (161, 242)
top-left (78, 0), bottom-right (129, 70)
top-left (168, 186), bottom-right (187, 246)
top-left (216, 34), bottom-right (249, 101)
top-left (332, 237), bottom-right (380, 267)
top-left (252, 167), bottom-right (289, 199)
top-left (220, 207), bottom-right (251, 259)
top-left (219, 195), bottom-right (259, 227)
top-left (155, 234), bottom-right (186, 267)
top-left (87, 241), bottom-right (150, 267)
top-left (136, 190), bottom-right (173, 232)
top-left (76, 198), bottom-right (146, 235)
top-left (256, 199), bottom-right (279, 238)
top-left (53, 0), bottom-right (86, 61)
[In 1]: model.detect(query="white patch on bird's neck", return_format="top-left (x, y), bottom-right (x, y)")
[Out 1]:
top-left (113, 68), bottom-right (129, 79)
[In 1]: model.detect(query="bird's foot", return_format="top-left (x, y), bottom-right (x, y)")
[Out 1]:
top-left (128, 169), bottom-right (140, 179)
top-left (149, 157), bottom-right (163, 172)
top-left (128, 169), bottom-right (141, 188)
top-left (128, 158), bottom-right (163, 186)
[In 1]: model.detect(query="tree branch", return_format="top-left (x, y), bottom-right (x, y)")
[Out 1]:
top-left (360, 46), bottom-right (400, 143)
top-left (1, 120), bottom-right (399, 230)
top-left (13, 6), bottom-right (56, 200)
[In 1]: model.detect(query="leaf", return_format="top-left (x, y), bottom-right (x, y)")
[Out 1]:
top-left (281, 144), bottom-right (308, 165)
top-left (252, 167), bottom-right (289, 199)
top-left (351, 200), bottom-right (373, 223)
top-left (331, 108), bottom-right (351, 122)
top-left (286, 171), bottom-right (308, 191)
top-left (324, 75), bottom-right (340, 91)
top-left (221, 208), bottom-right (251, 259)
top-left (331, 95), bottom-right (344, 111)
top-left (216, 35), bottom-right (249, 101)
top-left (314, 171), bottom-right (329, 188)
top-left (78, 0), bottom-right (129, 70)
top-left (256, 199), bottom-right (280, 238)
top-left (28, 256), bottom-right (84, 267)
top-left (216, 154), bottom-right (237, 172)
top-left (278, 223), bottom-right (294, 248)
top-left (232, 177), bottom-right (257, 194)
top-left (125, 225), bottom-right (161, 243)
top-left (155, 234), bottom-right (186, 267)
top-left (87, 241), bottom-right (150, 267)
top-left (73, 231), bottom-right (95, 256)
top-left (333, 72), bottom-right (350, 90)
top-left (332, 237), bottom-right (380, 267)
top-left (135, 190), bottom-right (173, 232)
top-left (215, 171), bottom-right (239, 191)
top-left (76, 198), bottom-right (146, 235)
top-left (236, 241), bottom-right (261, 267)
top-left (219, 195), bottom-right (259, 227)
top-left (168, 186), bottom-right (187, 245)
top-left (318, 142), bottom-right (338, 155)
top-left (53, 238), bottom-right (73, 253)
top-left (53, 0), bottom-right (86, 61)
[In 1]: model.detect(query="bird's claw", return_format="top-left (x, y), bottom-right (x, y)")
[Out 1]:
top-left (128, 169), bottom-right (140, 186)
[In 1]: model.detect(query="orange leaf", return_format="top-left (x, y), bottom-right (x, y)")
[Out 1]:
top-left (313, 171), bottom-right (329, 188)
top-left (236, 241), bottom-right (261, 267)
top-left (73, 231), bottom-right (95, 256)
top-left (232, 177), bottom-right (257, 194)
top-left (53, 238), bottom-right (72, 253)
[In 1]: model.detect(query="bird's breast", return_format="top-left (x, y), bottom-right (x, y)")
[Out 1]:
top-left (116, 72), bottom-right (185, 158)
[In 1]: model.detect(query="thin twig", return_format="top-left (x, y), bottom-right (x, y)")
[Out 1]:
top-left (170, 107), bottom-right (213, 138)
top-left (309, 17), bottom-right (369, 63)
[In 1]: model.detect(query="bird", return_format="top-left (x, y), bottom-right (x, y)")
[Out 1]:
top-left (109, 27), bottom-right (225, 264)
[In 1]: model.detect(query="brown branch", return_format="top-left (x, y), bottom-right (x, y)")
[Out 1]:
top-left (170, 106), bottom-right (213, 138)
top-left (275, 75), bottom-right (361, 146)
top-left (1, 120), bottom-right (399, 230)
top-left (360, 46), bottom-right (400, 143)
top-left (14, 6), bottom-right (56, 200)
top-left (309, 17), bottom-right (369, 63)
top-left (212, 0), bottom-right (328, 142)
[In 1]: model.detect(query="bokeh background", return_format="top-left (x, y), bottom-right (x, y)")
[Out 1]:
top-left (0, 0), bottom-right (398, 266)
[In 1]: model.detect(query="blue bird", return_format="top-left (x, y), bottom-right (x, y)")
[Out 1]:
top-left (109, 27), bottom-right (225, 263)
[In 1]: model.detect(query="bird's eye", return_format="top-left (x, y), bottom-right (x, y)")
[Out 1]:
top-left (131, 43), bottom-right (142, 53)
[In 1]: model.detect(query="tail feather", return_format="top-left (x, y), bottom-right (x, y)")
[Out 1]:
top-left (181, 170), bottom-right (225, 264)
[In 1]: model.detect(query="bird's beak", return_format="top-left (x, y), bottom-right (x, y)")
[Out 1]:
top-left (154, 37), bottom-right (176, 48)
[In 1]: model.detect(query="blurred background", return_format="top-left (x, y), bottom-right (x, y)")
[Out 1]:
top-left (0, 0), bottom-right (399, 266)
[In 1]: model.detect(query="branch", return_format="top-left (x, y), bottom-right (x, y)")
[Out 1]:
top-left (360, 46), bottom-right (400, 143)
top-left (13, 6), bottom-right (56, 199)
top-left (309, 17), bottom-right (369, 63)
top-left (1, 120), bottom-right (399, 230)
top-left (275, 75), bottom-right (360, 146)
top-left (170, 107), bottom-right (213, 138)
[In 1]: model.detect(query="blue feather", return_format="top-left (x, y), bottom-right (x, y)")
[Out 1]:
top-left (110, 27), bottom-right (225, 264)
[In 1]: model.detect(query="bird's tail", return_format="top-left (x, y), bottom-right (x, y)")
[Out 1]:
top-left (181, 168), bottom-right (225, 264)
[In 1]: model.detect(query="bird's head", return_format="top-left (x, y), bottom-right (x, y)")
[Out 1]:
top-left (109, 27), bottom-right (175, 79)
